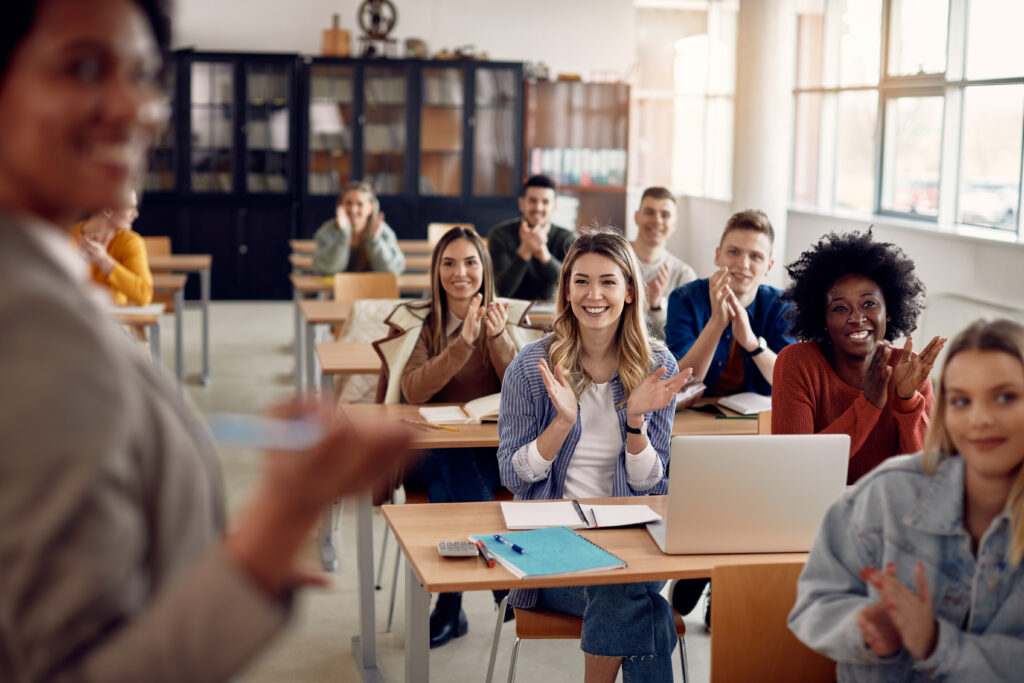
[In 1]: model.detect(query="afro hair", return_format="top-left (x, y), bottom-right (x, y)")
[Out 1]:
top-left (782, 229), bottom-right (926, 344)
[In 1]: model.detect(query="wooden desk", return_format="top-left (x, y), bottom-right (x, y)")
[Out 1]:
top-left (383, 498), bottom-right (806, 682)
top-left (338, 402), bottom-right (757, 682)
top-left (398, 239), bottom-right (431, 254)
top-left (147, 254), bottom-right (213, 385)
top-left (291, 274), bottom-right (429, 392)
top-left (152, 273), bottom-right (186, 383)
top-left (316, 341), bottom-right (382, 394)
top-left (290, 238), bottom-right (315, 253)
top-left (109, 303), bottom-right (165, 364)
top-left (299, 299), bottom-right (353, 391)
top-left (289, 252), bottom-right (314, 272)
top-left (403, 254), bottom-right (431, 272)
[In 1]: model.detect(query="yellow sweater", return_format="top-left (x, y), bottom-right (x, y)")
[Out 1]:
top-left (71, 222), bottom-right (154, 306)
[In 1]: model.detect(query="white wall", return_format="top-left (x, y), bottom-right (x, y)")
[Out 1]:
top-left (664, 193), bottom-right (1024, 312)
top-left (173, 0), bottom-right (635, 78)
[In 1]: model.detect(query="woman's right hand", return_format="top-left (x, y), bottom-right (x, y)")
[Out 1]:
top-left (460, 293), bottom-right (484, 345)
top-left (538, 360), bottom-right (577, 426)
top-left (863, 342), bottom-right (892, 409)
top-left (708, 267), bottom-right (733, 331)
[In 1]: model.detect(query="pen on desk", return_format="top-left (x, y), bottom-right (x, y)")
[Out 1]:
top-left (399, 418), bottom-right (459, 432)
top-left (400, 418), bottom-right (433, 431)
top-left (714, 414), bottom-right (757, 420)
top-left (474, 539), bottom-right (496, 567)
top-left (493, 534), bottom-right (526, 554)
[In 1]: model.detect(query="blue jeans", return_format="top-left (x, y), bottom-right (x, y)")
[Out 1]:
top-left (403, 447), bottom-right (499, 503)
top-left (535, 581), bottom-right (675, 683)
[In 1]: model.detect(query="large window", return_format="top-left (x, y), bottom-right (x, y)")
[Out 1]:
top-left (792, 0), bottom-right (1024, 240)
top-left (631, 0), bottom-right (737, 199)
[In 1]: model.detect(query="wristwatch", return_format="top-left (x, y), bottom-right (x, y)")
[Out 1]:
top-left (748, 336), bottom-right (768, 357)
top-left (625, 417), bottom-right (648, 436)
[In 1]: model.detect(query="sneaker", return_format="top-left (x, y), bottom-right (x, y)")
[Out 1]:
top-left (703, 585), bottom-right (712, 632)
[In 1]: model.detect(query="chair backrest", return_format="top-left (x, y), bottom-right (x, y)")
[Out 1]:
top-left (333, 272), bottom-right (400, 302)
top-left (142, 236), bottom-right (171, 257)
top-left (758, 409), bottom-right (772, 434)
top-left (427, 222), bottom-right (475, 248)
top-left (710, 561), bottom-right (835, 683)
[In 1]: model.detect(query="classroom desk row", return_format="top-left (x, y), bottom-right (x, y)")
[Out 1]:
top-left (289, 252), bottom-right (433, 274)
top-left (289, 238), bottom-right (433, 256)
top-left (107, 272), bottom-right (189, 385)
top-left (335, 402), bottom-right (763, 682)
top-left (290, 273), bottom-right (431, 393)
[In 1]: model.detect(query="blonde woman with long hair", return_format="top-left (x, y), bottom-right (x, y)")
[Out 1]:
top-left (790, 318), bottom-right (1024, 681)
top-left (497, 227), bottom-right (691, 683)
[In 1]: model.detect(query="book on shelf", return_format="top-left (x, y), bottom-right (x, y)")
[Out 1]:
top-left (717, 391), bottom-right (772, 416)
top-left (468, 526), bottom-right (625, 578)
top-left (500, 500), bottom-right (661, 530)
top-left (418, 393), bottom-right (500, 425)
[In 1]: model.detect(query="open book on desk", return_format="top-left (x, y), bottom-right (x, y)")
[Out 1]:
top-left (717, 391), bottom-right (772, 416)
top-left (469, 526), bottom-right (625, 578)
top-left (500, 500), bottom-right (661, 530)
top-left (418, 393), bottom-right (501, 424)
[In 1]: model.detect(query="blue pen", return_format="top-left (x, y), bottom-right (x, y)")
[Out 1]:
top-left (493, 534), bottom-right (526, 554)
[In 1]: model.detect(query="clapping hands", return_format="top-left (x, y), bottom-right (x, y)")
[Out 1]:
top-left (517, 218), bottom-right (551, 262)
top-left (646, 263), bottom-right (671, 310)
top-left (709, 267), bottom-right (758, 351)
top-left (857, 562), bottom-right (938, 661)
top-left (893, 336), bottom-right (946, 400)
top-left (626, 366), bottom-right (693, 423)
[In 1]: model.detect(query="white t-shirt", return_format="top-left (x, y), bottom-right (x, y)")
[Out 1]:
top-left (638, 251), bottom-right (697, 340)
top-left (527, 381), bottom-right (659, 498)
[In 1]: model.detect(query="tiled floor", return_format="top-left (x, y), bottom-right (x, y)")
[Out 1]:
top-left (163, 301), bottom-right (712, 682)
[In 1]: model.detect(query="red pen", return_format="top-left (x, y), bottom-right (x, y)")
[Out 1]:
top-left (474, 539), bottom-right (496, 568)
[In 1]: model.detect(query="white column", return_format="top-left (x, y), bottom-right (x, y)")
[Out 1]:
top-left (732, 0), bottom-right (797, 286)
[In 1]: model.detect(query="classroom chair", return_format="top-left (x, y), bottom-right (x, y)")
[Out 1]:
top-left (485, 597), bottom-right (689, 683)
top-left (142, 236), bottom-right (173, 312)
top-left (427, 222), bottom-right (476, 247)
top-left (329, 272), bottom-right (400, 339)
top-left (709, 561), bottom-right (835, 683)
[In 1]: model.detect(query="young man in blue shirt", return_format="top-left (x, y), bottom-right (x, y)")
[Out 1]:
top-left (665, 209), bottom-right (794, 397)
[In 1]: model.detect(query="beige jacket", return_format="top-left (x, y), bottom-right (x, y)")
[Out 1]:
top-left (0, 212), bottom-right (285, 683)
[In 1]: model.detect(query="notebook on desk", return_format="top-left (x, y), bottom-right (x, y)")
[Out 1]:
top-left (646, 434), bottom-right (850, 554)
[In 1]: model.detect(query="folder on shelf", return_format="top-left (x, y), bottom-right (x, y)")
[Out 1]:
top-left (469, 526), bottom-right (626, 578)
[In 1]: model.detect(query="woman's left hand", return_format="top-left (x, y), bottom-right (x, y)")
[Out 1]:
top-left (893, 336), bottom-right (946, 399)
top-left (861, 562), bottom-right (938, 661)
top-left (484, 301), bottom-right (509, 337)
top-left (625, 365), bottom-right (693, 423)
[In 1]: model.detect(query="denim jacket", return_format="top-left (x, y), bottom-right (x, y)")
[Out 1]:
top-left (496, 336), bottom-right (677, 608)
top-left (789, 453), bottom-right (1024, 682)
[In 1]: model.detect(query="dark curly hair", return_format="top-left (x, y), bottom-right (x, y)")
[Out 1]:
top-left (782, 229), bottom-right (926, 344)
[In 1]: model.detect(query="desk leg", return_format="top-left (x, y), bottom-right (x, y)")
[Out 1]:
top-left (351, 493), bottom-right (386, 681)
top-left (321, 371), bottom-right (333, 401)
top-left (199, 267), bottom-right (211, 386)
top-left (293, 289), bottom-right (304, 393)
top-left (150, 320), bottom-right (162, 364)
top-left (306, 321), bottom-right (319, 395)
top-left (405, 554), bottom-right (430, 683)
top-left (318, 503), bottom-right (338, 572)
top-left (173, 287), bottom-right (185, 384)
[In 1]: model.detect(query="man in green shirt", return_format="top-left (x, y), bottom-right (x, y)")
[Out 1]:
top-left (487, 175), bottom-right (574, 301)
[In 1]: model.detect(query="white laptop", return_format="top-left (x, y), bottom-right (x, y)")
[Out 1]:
top-left (646, 434), bottom-right (850, 554)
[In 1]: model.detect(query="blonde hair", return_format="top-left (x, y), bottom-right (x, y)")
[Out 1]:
top-left (420, 226), bottom-right (494, 354)
top-left (923, 318), bottom-right (1024, 565)
top-left (549, 227), bottom-right (652, 403)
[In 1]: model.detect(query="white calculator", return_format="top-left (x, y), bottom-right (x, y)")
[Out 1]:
top-left (436, 540), bottom-right (479, 557)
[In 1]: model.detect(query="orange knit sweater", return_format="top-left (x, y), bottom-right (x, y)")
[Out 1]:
top-left (771, 341), bottom-right (933, 483)
top-left (71, 222), bottom-right (153, 306)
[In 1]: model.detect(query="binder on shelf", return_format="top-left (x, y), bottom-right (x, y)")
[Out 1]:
top-left (468, 526), bottom-right (626, 578)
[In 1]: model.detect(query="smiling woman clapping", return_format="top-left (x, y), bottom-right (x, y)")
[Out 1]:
top-left (772, 230), bottom-right (946, 483)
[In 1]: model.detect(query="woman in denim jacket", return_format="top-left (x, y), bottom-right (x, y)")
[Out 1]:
top-left (789, 318), bottom-right (1024, 681)
top-left (497, 228), bottom-right (690, 682)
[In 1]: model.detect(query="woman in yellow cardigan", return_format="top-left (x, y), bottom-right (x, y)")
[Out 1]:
top-left (72, 190), bottom-right (153, 305)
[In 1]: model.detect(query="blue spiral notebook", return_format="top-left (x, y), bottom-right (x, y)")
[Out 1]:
top-left (469, 526), bottom-right (626, 578)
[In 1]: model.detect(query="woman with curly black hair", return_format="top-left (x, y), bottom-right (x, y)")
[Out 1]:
top-left (772, 230), bottom-right (946, 482)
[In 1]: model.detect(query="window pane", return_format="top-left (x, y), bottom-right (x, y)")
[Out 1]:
top-left (420, 67), bottom-right (462, 196)
top-left (838, 0), bottom-right (881, 87)
top-left (880, 96), bottom-right (943, 216)
top-left (836, 91), bottom-right (878, 213)
top-left (965, 0), bottom-right (1024, 80)
top-left (793, 93), bottom-right (823, 206)
top-left (474, 68), bottom-right (518, 196)
top-left (958, 85), bottom-right (1023, 231)
top-left (887, 0), bottom-right (948, 77)
top-left (674, 97), bottom-right (706, 195)
top-left (190, 61), bottom-right (233, 193)
top-left (364, 66), bottom-right (406, 195)
top-left (635, 7), bottom-right (707, 91)
top-left (630, 97), bottom-right (675, 190)
top-left (796, 12), bottom-right (825, 89)
top-left (309, 64), bottom-right (354, 196)
top-left (245, 63), bottom-right (290, 194)
top-left (705, 97), bottom-right (733, 199)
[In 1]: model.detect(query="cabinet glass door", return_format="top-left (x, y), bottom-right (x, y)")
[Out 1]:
top-left (308, 64), bottom-right (354, 195)
top-left (420, 67), bottom-right (463, 196)
top-left (245, 62), bottom-right (291, 194)
top-left (190, 61), bottom-right (234, 192)
top-left (364, 66), bottom-right (406, 195)
top-left (145, 62), bottom-right (175, 192)
top-left (474, 68), bottom-right (518, 196)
